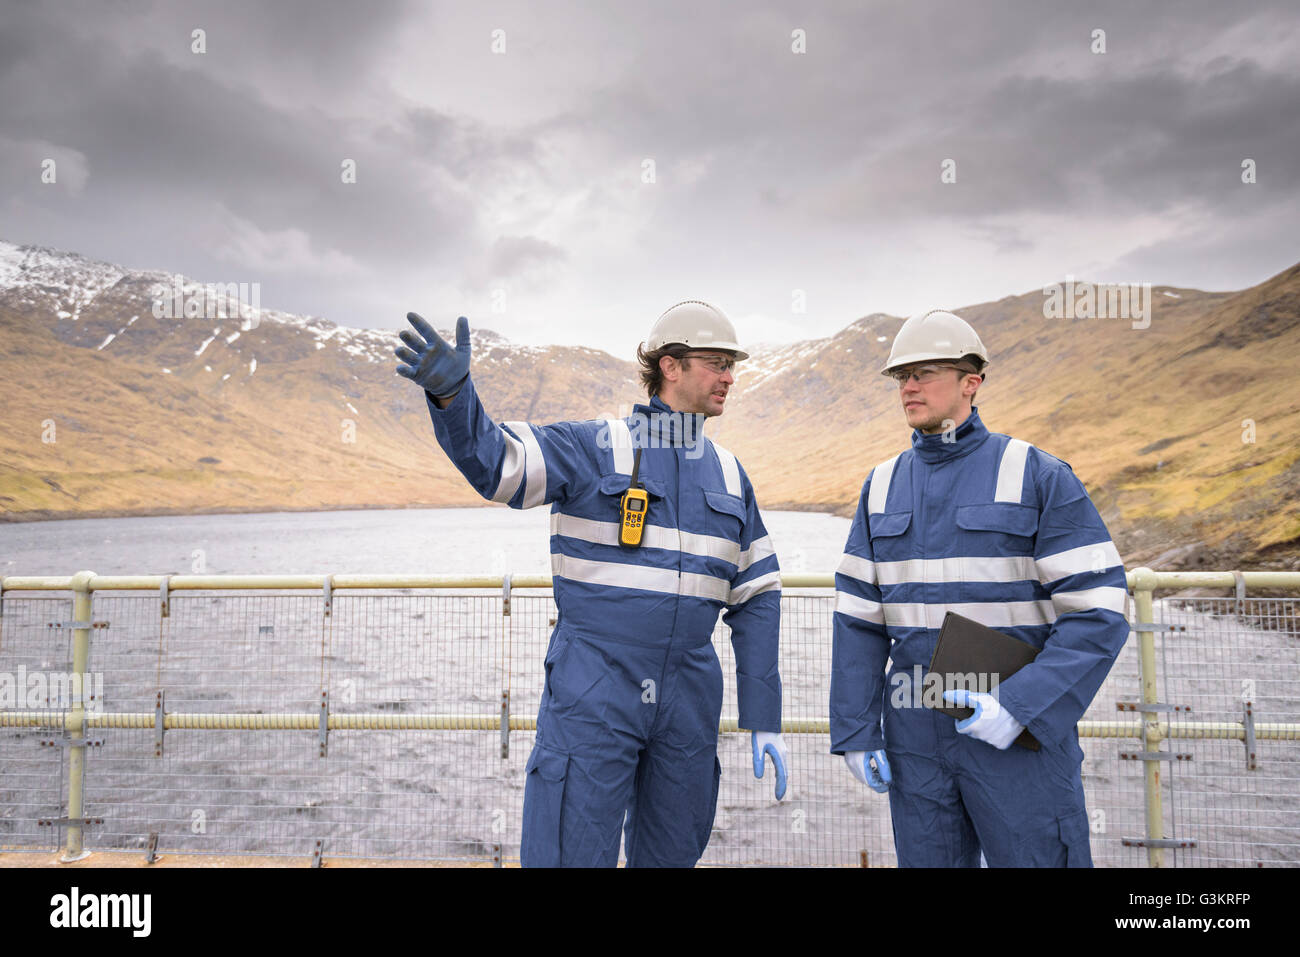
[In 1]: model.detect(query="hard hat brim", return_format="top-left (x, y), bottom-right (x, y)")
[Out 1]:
top-left (881, 351), bottom-right (980, 374)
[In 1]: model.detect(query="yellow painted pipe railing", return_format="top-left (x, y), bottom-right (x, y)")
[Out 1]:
top-left (3, 711), bottom-right (1299, 739)
top-left (3, 566), bottom-right (1298, 865)
top-left (5, 569), bottom-right (1300, 592)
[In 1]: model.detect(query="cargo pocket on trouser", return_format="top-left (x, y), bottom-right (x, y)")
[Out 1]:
top-left (1015, 808), bottom-right (1093, 867)
top-left (693, 756), bottom-right (723, 859)
top-left (1060, 809), bottom-right (1093, 868)
top-left (520, 744), bottom-right (569, 867)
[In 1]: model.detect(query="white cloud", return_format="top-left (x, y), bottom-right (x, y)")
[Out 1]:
top-left (211, 207), bottom-right (366, 277)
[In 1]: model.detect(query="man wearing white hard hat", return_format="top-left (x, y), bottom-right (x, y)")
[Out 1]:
top-left (829, 309), bottom-right (1129, 866)
top-left (395, 300), bottom-right (788, 867)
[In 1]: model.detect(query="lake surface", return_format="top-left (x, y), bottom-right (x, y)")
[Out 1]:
top-left (0, 506), bottom-right (852, 578)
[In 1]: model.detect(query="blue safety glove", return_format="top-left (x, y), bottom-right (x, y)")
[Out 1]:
top-left (844, 749), bottom-right (892, 793)
top-left (395, 313), bottom-right (472, 399)
top-left (751, 731), bottom-right (790, 800)
top-left (943, 689), bottom-right (1024, 750)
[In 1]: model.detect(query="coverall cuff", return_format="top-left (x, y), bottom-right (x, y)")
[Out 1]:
top-left (736, 681), bottom-right (782, 734)
top-left (828, 730), bottom-right (886, 756)
top-left (997, 681), bottom-right (1071, 750)
top-left (424, 375), bottom-right (474, 415)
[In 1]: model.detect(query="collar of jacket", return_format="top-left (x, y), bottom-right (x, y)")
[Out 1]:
top-left (910, 405), bottom-right (990, 464)
top-left (628, 394), bottom-right (707, 447)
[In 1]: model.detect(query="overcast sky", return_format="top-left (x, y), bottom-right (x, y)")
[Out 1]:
top-left (2, 0), bottom-right (1298, 356)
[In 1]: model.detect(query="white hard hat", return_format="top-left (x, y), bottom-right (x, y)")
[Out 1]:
top-left (882, 309), bottom-right (988, 374)
top-left (646, 300), bottom-right (749, 361)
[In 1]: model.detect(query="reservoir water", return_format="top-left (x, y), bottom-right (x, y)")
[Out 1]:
top-left (0, 506), bottom-right (851, 578)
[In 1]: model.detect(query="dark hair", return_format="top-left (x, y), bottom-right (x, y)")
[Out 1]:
top-left (636, 342), bottom-right (691, 398)
top-left (957, 352), bottom-right (986, 401)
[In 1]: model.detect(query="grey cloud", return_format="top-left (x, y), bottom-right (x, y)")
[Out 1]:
top-left (1107, 191), bottom-right (1300, 288)
top-left (0, 40), bottom-right (476, 263)
top-left (527, 2), bottom-right (1299, 216)
top-left (0, 137), bottom-right (89, 193)
top-left (487, 235), bottom-right (566, 278)
top-left (1, 0), bottom-right (1296, 345)
top-left (0, 0), bottom-right (499, 324)
top-left (803, 59), bottom-right (1300, 223)
top-left (395, 107), bottom-right (542, 183)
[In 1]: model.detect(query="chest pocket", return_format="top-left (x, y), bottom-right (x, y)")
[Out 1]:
top-left (955, 503), bottom-right (1039, 554)
top-left (597, 473), bottom-right (666, 522)
top-left (868, 511), bottom-right (913, 562)
top-left (703, 489), bottom-right (746, 543)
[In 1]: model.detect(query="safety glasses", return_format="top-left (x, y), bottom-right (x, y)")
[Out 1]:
top-left (888, 363), bottom-right (971, 386)
top-left (682, 354), bottom-right (737, 374)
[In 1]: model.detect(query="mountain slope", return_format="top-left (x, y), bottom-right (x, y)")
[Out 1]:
top-left (2, 239), bottom-right (1298, 569)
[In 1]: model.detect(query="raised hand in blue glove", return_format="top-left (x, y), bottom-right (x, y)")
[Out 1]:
top-left (844, 749), bottom-right (892, 793)
top-left (395, 313), bottom-right (471, 399)
top-left (752, 731), bottom-right (790, 800)
top-left (942, 689), bottom-right (1024, 750)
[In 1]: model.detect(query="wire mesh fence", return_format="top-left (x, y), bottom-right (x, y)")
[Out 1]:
top-left (1152, 596), bottom-right (1300, 867)
top-left (0, 597), bottom-right (69, 853)
top-left (1, 576), bottom-right (1297, 866)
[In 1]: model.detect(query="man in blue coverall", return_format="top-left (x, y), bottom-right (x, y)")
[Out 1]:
top-left (830, 309), bottom-right (1129, 867)
top-left (395, 300), bottom-right (790, 867)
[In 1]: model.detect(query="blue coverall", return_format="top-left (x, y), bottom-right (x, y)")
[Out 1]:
top-left (426, 380), bottom-right (783, 867)
top-left (830, 408), bottom-right (1129, 867)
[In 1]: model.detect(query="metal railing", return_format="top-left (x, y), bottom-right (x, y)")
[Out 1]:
top-left (0, 569), bottom-right (1296, 866)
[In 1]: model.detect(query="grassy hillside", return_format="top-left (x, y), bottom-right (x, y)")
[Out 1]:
top-left (3, 254), bottom-right (1298, 569)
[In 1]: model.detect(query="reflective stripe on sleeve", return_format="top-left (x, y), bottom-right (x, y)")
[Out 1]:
top-left (730, 570), bottom-right (781, 606)
top-left (504, 421), bottom-right (548, 509)
top-left (836, 553), bottom-right (877, 585)
top-left (1050, 586), bottom-right (1129, 615)
top-left (736, 534), bottom-right (775, 575)
top-left (491, 428), bottom-right (527, 504)
top-left (1035, 541), bottom-right (1124, 583)
top-left (835, 591), bottom-right (885, 624)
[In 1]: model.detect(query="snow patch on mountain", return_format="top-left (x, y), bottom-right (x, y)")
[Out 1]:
top-left (0, 240), bottom-right (128, 320)
top-left (0, 238), bottom-right (807, 385)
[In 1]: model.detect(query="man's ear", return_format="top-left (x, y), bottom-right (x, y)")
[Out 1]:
top-left (659, 354), bottom-right (681, 383)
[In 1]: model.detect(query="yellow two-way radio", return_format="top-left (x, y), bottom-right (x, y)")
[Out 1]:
top-left (619, 447), bottom-right (648, 547)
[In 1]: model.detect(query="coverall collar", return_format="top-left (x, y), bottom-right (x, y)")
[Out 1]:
top-left (910, 405), bottom-right (990, 464)
top-left (631, 394), bottom-right (707, 447)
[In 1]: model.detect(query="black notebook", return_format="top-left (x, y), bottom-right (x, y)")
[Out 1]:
top-left (926, 611), bottom-right (1041, 751)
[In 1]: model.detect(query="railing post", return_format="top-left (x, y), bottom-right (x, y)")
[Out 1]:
top-left (1131, 566), bottom-right (1165, 868)
top-left (62, 570), bottom-right (95, 862)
